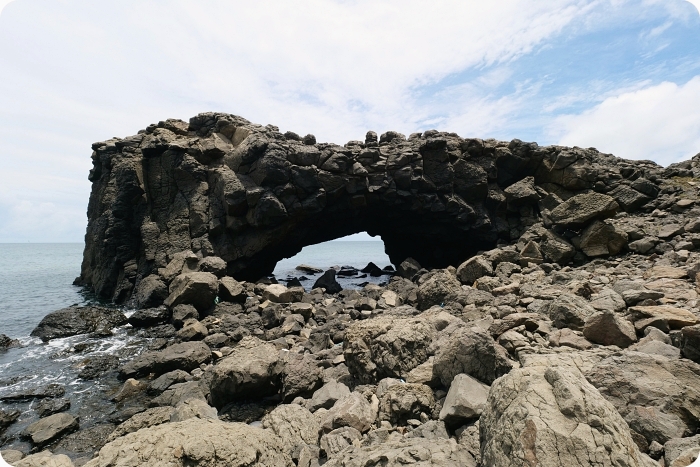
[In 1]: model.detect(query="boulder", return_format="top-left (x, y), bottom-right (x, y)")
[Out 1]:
top-left (30, 306), bottom-right (127, 342)
top-left (580, 220), bottom-right (628, 257)
top-left (583, 311), bottom-right (637, 348)
top-left (544, 293), bottom-right (597, 330)
top-left (0, 333), bottom-right (20, 349)
top-left (320, 426), bottom-right (362, 458)
top-left (0, 408), bottom-right (20, 432)
top-left (176, 319), bottom-right (209, 341)
top-left (377, 383), bottom-right (435, 425)
top-left (148, 369), bottom-right (190, 395)
top-left (432, 325), bottom-right (513, 386)
top-left (282, 353), bottom-right (323, 401)
top-left (196, 256), bottom-right (227, 277)
top-left (548, 328), bottom-right (592, 350)
top-left (540, 230), bottom-right (576, 264)
top-left (164, 272), bottom-right (219, 312)
top-left (119, 341), bottom-right (211, 379)
top-left (262, 404), bottom-right (320, 454)
top-left (107, 407), bottom-right (173, 441)
top-left (455, 256), bottom-right (493, 285)
top-left (34, 398), bottom-right (71, 417)
top-left (665, 435), bottom-right (700, 467)
top-left (681, 324), bottom-right (700, 362)
top-left (321, 392), bottom-right (377, 433)
top-left (519, 240), bottom-right (543, 266)
top-left (83, 418), bottom-right (293, 467)
top-left (416, 270), bottom-right (462, 310)
top-left (23, 413), bottom-right (79, 446)
top-left (481, 364), bottom-right (654, 467)
top-left (169, 399), bottom-right (218, 423)
top-left (308, 380), bottom-right (351, 412)
top-left (218, 276), bottom-right (247, 302)
top-left (263, 284), bottom-right (304, 303)
top-left (439, 373), bottom-right (489, 429)
top-left (629, 305), bottom-right (699, 329)
top-left (504, 176), bottom-right (540, 209)
top-left (171, 304), bottom-right (199, 328)
top-left (127, 306), bottom-right (170, 327)
top-left (397, 257), bottom-right (421, 279)
top-left (132, 275), bottom-right (168, 309)
top-left (206, 336), bottom-right (284, 408)
top-left (549, 192), bottom-right (619, 228)
top-left (13, 451), bottom-right (75, 467)
top-left (323, 437), bottom-right (476, 467)
top-left (312, 270), bottom-right (342, 294)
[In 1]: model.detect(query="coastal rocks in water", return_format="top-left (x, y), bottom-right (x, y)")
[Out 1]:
top-left (119, 341), bottom-right (211, 379)
top-left (83, 418), bottom-right (293, 467)
top-left (480, 364), bottom-right (654, 467)
top-left (297, 264), bottom-right (323, 274)
top-left (164, 272), bottom-right (218, 313)
top-left (0, 334), bottom-right (20, 349)
top-left (30, 306), bottom-right (127, 342)
top-left (0, 383), bottom-right (65, 402)
top-left (206, 336), bottom-right (284, 408)
top-left (127, 306), bottom-right (170, 327)
top-left (0, 408), bottom-right (20, 432)
top-left (22, 413), bottom-right (79, 446)
top-left (13, 451), bottom-right (75, 467)
top-left (313, 270), bottom-right (342, 294)
top-left (77, 354), bottom-right (120, 380)
top-left (34, 398), bottom-right (71, 417)
top-left (324, 437), bottom-right (476, 467)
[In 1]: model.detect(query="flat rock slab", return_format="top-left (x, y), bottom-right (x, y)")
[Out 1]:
top-left (629, 305), bottom-right (699, 329)
top-left (643, 265), bottom-right (688, 280)
top-left (23, 412), bottom-right (79, 446)
top-left (119, 341), bottom-right (211, 379)
top-left (30, 306), bottom-right (127, 342)
top-left (0, 383), bottom-right (65, 402)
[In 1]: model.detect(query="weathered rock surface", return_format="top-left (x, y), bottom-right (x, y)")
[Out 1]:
top-left (83, 418), bottom-right (293, 467)
top-left (481, 364), bottom-right (654, 467)
top-left (30, 306), bottom-right (127, 342)
top-left (261, 404), bottom-right (320, 454)
top-left (13, 451), bottom-right (75, 467)
top-left (23, 413), bottom-right (79, 446)
top-left (119, 341), bottom-right (211, 379)
top-left (439, 373), bottom-right (489, 429)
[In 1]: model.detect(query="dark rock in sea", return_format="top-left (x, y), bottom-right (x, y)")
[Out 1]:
top-left (30, 306), bottom-right (127, 342)
top-left (0, 408), bottom-right (20, 432)
top-left (127, 306), bottom-right (171, 328)
top-left (0, 334), bottom-right (20, 350)
top-left (296, 264), bottom-right (323, 274)
top-left (53, 424), bottom-right (115, 459)
top-left (0, 383), bottom-right (65, 401)
top-left (119, 341), bottom-right (212, 379)
top-left (313, 270), bottom-right (342, 294)
top-left (22, 412), bottom-right (79, 446)
top-left (77, 354), bottom-right (120, 380)
top-left (34, 397), bottom-right (71, 417)
top-left (361, 262), bottom-right (384, 277)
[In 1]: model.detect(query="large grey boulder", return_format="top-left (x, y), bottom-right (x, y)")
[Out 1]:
top-left (377, 383), bottom-right (435, 425)
top-left (308, 380), bottom-right (351, 412)
top-left (206, 336), bottom-right (284, 408)
top-left (583, 311), bottom-right (637, 348)
top-left (455, 256), bottom-right (493, 285)
top-left (549, 192), bottom-right (619, 228)
top-left (23, 413), bottom-right (79, 446)
top-left (481, 364), bottom-right (655, 467)
top-left (83, 418), bottom-right (293, 467)
top-left (321, 392), bottom-right (377, 434)
top-left (107, 407), bottom-right (173, 441)
top-left (416, 270), bottom-right (462, 310)
top-left (439, 373), bottom-right (489, 429)
top-left (132, 275), bottom-right (168, 309)
top-left (681, 324), bottom-right (700, 363)
top-left (580, 220), bottom-right (628, 257)
top-left (324, 437), bottom-right (476, 467)
top-left (30, 306), bottom-right (127, 342)
top-left (432, 325), bottom-right (512, 386)
top-left (262, 404), bottom-right (320, 455)
top-left (164, 272), bottom-right (219, 312)
top-left (119, 341), bottom-right (211, 379)
top-left (169, 399), bottom-right (218, 423)
top-left (544, 293), bottom-right (597, 330)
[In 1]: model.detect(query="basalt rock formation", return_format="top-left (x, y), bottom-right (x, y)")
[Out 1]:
top-left (77, 112), bottom-right (669, 304)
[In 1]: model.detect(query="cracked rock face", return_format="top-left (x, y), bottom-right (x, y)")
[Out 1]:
top-left (480, 364), bottom-right (655, 467)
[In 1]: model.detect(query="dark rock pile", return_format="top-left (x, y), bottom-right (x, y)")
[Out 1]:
top-left (4, 113), bottom-right (700, 466)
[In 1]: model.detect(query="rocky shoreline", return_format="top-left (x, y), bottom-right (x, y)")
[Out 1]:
top-left (3, 113), bottom-right (700, 465)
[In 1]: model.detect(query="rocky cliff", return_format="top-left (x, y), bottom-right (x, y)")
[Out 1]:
top-left (77, 112), bottom-right (690, 304)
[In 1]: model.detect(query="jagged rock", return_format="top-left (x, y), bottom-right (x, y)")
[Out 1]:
top-left (324, 437), bottom-right (476, 467)
top-left (196, 255), bottom-right (227, 277)
top-left (439, 373), bottom-right (489, 429)
top-left (282, 353), bottom-right (323, 401)
top-left (23, 413), bottom-right (79, 446)
top-left (30, 306), bottom-right (127, 342)
top-left (405, 420), bottom-right (450, 440)
top-left (416, 270), bottom-right (462, 310)
top-left (321, 426), bottom-right (361, 457)
top-left (169, 399), bottom-right (218, 422)
top-left (176, 318), bottom-right (209, 341)
top-left (218, 276), bottom-right (246, 302)
top-left (13, 451), bottom-right (75, 467)
top-left (504, 176), bottom-right (540, 209)
top-left (119, 341), bottom-right (211, 379)
top-left (681, 324), bottom-right (700, 362)
top-left (83, 419), bottom-right (293, 467)
top-left (544, 293), bottom-right (597, 330)
top-left (432, 325), bottom-right (513, 386)
top-left (540, 230), bottom-right (576, 264)
top-left (206, 336), bottom-right (284, 408)
top-left (629, 305), bottom-right (699, 329)
top-left (263, 284), bottom-right (304, 303)
top-left (127, 306), bottom-right (170, 327)
top-left (164, 272), bottom-right (219, 312)
top-left (112, 378), bottom-right (146, 403)
top-left (519, 240), bottom-right (543, 266)
top-left (377, 383), bottom-right (435, 425)
top-left (132, 275), bottom-right (168, 309)
top-left (665, 435), bottom-right (700, 467)
top-left (455, 256), bottom-right (493, 285)
top-left (583, 311), bottom-right (637, 348)
top-left (313, 270), bottom-right (342, 294)
top-left (107, 407), bottom-right (173, 441)
top-left (397, 258), bottom-right (421, 279)
top-left (0, 383), bottom-right (65, 401)
top-left (148, 369), bottom-right (190, 395)
top-left (580, 220), bottom-right (628, 257)
top-left (0, 408), bottom-right (20, 432)
top-left (321, 392), bottom-right (376, 433)
top-left (548, 328), bottom-right (592, 350)
top-left (549, 192), bottom-right (620, 228)
top-left (308, 380), bottom-right (351, 412)
top-left (0, 333), bottom-right (20, 349)
top-left (171, 304), bottom-right (199, 328)
top-left (481, 364), bottom-right (654, 467)
top-left (34, 398), bottom-right (71, 417)
top-left (262, 404), bottom-right (320, 454)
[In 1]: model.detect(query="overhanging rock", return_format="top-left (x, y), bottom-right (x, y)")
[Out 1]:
top-left (76, 112), bottom-right (661, 302)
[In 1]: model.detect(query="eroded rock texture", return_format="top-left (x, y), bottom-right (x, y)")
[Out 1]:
top-left (77, 112), bottom-right (660, 302)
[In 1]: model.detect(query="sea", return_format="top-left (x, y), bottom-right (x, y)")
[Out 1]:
top-left (0, 240), bottom-right (391, 452)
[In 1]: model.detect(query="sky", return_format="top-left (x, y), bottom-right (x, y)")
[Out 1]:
top-left (0, 1), bottom-right (699, 243)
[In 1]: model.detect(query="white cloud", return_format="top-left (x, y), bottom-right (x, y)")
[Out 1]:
top-left (549, 76), bottom-right (700, 165)
top-left (686, 0), bottom-right (700, 14)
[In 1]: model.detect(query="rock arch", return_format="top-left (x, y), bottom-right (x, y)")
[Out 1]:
top-left (77, 112), bottom-right (660, 302)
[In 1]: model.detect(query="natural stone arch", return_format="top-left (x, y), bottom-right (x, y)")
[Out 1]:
top-left (77, 112), bottom-right (659, 302)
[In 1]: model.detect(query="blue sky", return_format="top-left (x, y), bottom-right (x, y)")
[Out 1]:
top-left (0, 0), bottom-right (699, 242)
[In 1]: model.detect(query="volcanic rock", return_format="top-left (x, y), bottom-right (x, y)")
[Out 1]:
top-left (30, 306), bottom-right (127, 342)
